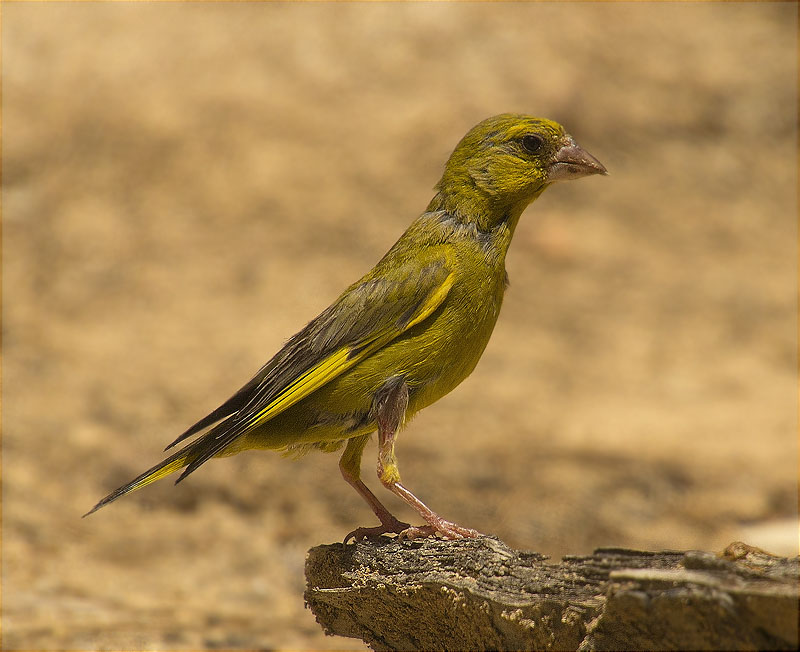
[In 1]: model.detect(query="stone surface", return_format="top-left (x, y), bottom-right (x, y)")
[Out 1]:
top-left (306, 539), bottom-right (799, 651)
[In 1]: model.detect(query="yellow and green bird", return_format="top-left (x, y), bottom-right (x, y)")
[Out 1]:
top-left (86, 114), bottom-right (606, 540)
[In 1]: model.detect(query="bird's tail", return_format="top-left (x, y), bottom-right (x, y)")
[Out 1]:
top-left (83, 436), bottom-right (204, 517)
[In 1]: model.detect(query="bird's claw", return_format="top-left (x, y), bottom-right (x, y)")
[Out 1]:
top-left (345, 517), bottom-right (482, 543)
top-left (399, 518), bottom-right (482, 541)
top-left (344, 518), bottom-right (411, 543)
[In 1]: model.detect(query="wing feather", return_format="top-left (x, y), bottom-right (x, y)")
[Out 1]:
top-left (173, 253), bottom-right (456, 481)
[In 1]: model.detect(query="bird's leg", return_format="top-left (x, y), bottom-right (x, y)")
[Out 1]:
top-left (339, 433), bottom-right (410, 542)
top-left (375, 378), bottom-right (482, 540)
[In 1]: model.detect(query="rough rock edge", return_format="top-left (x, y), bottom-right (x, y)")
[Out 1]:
top-left (304, 537), bottom-right (799, 651)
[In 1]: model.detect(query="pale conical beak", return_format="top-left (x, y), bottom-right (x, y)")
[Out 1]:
top-left (547, 137), bottom-right (607, 182)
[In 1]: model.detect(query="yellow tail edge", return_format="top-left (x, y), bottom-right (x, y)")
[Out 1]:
top-left (83, 449), bottom-right (189, 517)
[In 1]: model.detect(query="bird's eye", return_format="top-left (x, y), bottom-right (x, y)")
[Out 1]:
top-left (521, 134), bottom-right (545, 155)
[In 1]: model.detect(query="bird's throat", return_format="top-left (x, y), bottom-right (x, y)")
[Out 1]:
top-left (426, 184), bottom-right (546, 242)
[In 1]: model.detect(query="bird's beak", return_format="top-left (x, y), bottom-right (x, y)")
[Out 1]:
top-left (547, 137), bottom-right (607, 182)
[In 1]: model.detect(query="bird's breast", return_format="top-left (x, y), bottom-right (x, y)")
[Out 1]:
top-left (394, 261), bottom-right (508, 412)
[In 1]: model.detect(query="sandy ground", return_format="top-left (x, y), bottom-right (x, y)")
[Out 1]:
top-left (2, 2), bottom-right (797, 650)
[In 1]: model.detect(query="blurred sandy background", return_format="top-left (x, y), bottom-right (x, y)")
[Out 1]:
top-left (3, 2), bottom-right (797, 650)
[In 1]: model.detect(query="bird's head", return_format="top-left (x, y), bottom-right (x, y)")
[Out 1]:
top-left (431, 114), bottom-right (606, 231)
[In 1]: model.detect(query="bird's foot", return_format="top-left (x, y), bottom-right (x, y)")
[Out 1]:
top-left (398, 517), bottom-right (482, 541)
top-left (345, 517), bottom-right (482, 542)
top-left (344, 516), bottom-right (411, 543)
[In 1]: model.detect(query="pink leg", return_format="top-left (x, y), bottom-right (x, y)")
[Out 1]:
top-left (386, 481), bottom-right (481, 540)
top-left (375, 378), bottom-right (482, 540)
top-left (339, 434), bottom-right (409, 542)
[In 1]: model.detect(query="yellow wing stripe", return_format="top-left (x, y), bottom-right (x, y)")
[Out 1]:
top-left (246, 347), bottom-right (353, 427)
top-left (244, 271), bottom-right (456, 431)
top-left (405, 271), bottom-right (455, 330)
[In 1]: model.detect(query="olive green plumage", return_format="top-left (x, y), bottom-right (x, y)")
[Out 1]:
top-left (86, 114), bottom-right (606, 523)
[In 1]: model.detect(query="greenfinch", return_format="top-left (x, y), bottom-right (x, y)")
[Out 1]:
top-left (86, 114), bottom-right (606, 540)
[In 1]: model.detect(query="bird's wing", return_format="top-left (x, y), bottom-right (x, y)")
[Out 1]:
top-left (171, 249), bottom-right (457, 481)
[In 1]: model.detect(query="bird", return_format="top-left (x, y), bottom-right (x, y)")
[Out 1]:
top-left (85, 114), bottom-right (606, 540)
